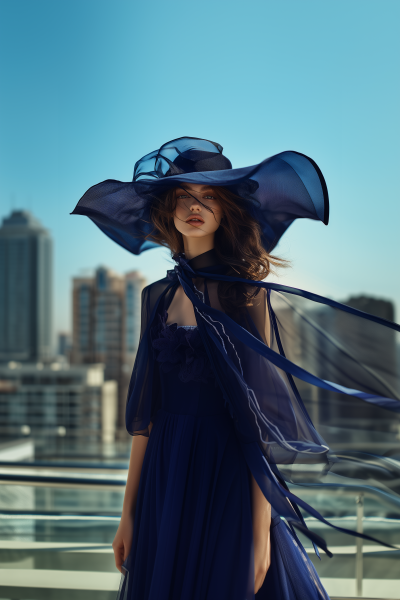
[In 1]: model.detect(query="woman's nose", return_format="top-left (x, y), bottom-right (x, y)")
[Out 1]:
top-left (190, 202), bottom-right (201, 212)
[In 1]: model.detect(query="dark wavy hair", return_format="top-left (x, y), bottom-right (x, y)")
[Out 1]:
top-left (147, 186), bottom-right (287, 316)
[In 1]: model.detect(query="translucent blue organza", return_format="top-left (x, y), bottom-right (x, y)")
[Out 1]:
top-left (125, 250), bottom-right (400, 556)
top-left (71, 137), bottom-right (328, 255)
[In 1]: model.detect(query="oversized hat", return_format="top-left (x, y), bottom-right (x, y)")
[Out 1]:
top-left (71, 136), bottom-right (329, 254)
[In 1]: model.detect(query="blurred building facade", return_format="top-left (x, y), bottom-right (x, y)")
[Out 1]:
top-left (0, 360), bottom-right (117, 444)
top-left (71, 266), bottom-right (145, 433)
top-left (58, 331), bottom-right (72, 359)
top-left (273, 293), bottom-right (399, 446)
top-left (0, 211), bottom-right (53, 362)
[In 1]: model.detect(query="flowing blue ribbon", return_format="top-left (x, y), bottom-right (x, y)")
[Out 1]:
top-left (168, 258), bottom-right (400, 554)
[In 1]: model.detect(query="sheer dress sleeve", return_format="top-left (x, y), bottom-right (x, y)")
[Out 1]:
top-left (126, 277), bottom-right (172, 436)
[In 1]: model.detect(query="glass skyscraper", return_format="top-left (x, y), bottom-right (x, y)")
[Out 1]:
top-left (0, 210), bottom-right (53, 362)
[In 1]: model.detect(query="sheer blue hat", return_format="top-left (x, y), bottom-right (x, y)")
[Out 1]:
top-left (71, 136), bottom-right (329, 254)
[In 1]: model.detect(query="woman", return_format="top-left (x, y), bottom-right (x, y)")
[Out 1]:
top-left (72, 137), bottom-right (400, 599)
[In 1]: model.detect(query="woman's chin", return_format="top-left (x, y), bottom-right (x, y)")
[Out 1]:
top-left (179, 227), bottom-right (214, 238)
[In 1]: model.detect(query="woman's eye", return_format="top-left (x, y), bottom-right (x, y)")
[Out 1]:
top-left (204, 195), bottom-right (216, 200)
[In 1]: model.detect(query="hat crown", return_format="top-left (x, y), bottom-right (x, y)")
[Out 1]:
top-left (133, 137), bottom-right (232, 182)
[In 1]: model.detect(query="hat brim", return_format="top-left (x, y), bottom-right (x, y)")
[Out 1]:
top-left (71, 151), bottom-right (329, 255)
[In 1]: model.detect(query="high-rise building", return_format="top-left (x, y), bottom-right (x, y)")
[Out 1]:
top-left (330, 295), bottom-right (398, 421)
top-left (71, 266), bottom-right (145, 432)
top-left (273, 293), bottom-right (399, 442)
top-left (0, 211), bottom-right (53, 362)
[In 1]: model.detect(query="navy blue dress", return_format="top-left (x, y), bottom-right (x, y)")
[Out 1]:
top-left (119, 314), bottom-right (330, 600)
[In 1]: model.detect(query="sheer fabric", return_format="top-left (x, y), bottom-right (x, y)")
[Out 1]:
top-left (126, 249), bottom-right (400, 555)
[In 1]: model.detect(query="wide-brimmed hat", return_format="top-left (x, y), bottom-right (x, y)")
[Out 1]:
top-left (71, 136), bottom-right (329, 255)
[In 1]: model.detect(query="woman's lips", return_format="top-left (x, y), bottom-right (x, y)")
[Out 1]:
top-left (186, 217), bottom-right (204, 226)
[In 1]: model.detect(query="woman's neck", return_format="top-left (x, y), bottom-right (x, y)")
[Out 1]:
top-left (182, 234), bottom-right (215, 261)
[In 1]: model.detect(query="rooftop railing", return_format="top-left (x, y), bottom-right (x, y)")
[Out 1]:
top-left (0, 461), bottom-right (399, 600)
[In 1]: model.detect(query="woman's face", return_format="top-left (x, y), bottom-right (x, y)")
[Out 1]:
top-left (173, 184), bottom-right (223, 239)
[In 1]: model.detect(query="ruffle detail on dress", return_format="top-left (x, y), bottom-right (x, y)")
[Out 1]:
top-left (152, 311), bottom-right (214, 384)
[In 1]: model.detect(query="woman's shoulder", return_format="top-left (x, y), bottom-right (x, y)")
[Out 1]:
top-left (140, 276), bottom-right (175, 330)
top-left (141, 275), bottom-right (175, 305)
top-left (142, 276), bottom-right (170, 294)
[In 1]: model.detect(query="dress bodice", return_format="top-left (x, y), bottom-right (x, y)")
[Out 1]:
top-left (151, 311), bottom-right (226, 417)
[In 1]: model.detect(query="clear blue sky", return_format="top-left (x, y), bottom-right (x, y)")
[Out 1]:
top-left (1, 0), bottom-right (399, 334)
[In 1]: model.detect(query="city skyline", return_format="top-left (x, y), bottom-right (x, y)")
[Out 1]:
top-left (0, 209), bottom-right (150, 355)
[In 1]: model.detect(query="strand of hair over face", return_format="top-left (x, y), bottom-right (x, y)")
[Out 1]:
top-left (148, 186), bottom-right (288, 317)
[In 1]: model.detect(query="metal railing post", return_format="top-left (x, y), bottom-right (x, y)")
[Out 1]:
top-left (355, 493), bottom-right (364, 597)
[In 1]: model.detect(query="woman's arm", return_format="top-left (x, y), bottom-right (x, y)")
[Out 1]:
top-left (112, 422), bottom-right (153, 573)
top-left (252, 473), bottom-right (271, 593)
